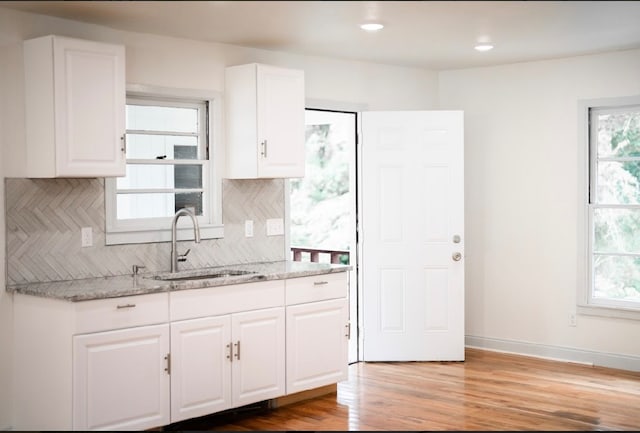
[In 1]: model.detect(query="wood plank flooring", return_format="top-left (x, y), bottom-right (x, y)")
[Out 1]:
top-left (165, 348), bottom-right (640, 431)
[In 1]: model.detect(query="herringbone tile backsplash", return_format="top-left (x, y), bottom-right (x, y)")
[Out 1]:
top-left (5, 178), bottom-right (286, 285)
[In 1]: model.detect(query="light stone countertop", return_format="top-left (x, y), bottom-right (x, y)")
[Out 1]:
top-left (6, 260), bottom-right (352, 302)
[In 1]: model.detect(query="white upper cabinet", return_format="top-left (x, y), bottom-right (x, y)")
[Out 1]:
top-left (23, 35), bottom-right (126, 177)
top-left (225, 63), bottom-right (305, 179)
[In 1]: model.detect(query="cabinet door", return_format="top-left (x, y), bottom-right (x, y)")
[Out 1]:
top-left (286, 298), bottom-right (349, 394)
top-left (53, 36), bottom-right (126, 177)
top-left (170, 315), bottom-right (232, 422)
top-left (54, 38), bottom-right (126, 176)
top-left (256, 64), bottom-right (305, 178)
top-left (73, 324), bottom-right (170, 431)
top-left (231, 307), bottom-right (286, 406)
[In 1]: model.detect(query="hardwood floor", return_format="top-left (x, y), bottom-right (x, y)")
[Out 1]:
top-left (165, 348), bottom-right (640, 431)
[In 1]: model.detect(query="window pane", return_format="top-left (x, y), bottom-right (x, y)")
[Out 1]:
top-left (117, 164), bottom-right (202, 190)
top-left (596, 161), bottom-right (640, 204)
top-left (594, 208), bottom-right (640, 253)
top-left (117, 192), bottom-right (203, 219)
top-left (117, 193), bottom-right (174, 219)
top-left (596, 111), bottom-right (640, 158)
top-left (175, 165), bottom-right (203, 189)
top-left (127, 104), bottom-right (198, 133)
top-left (126, 134), bottom-right (199, 160)
top-left (593, 254), bottom-right (640, 301)
top-left (589, 103), bottom-right (640, 310)
top-left (175, 192), bottom-right (203, 216)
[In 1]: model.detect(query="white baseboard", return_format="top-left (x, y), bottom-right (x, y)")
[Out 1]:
top-left (465, 335), bottom-right (640, 372)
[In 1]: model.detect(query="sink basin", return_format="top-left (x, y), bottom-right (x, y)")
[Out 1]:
top-left (152, 269), bottom-right (256, 281)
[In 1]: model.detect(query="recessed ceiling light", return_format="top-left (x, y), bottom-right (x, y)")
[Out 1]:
top-left (474, 43), bottom-right (494, 52)
top-left (360, 22), bottom-right (384, 31)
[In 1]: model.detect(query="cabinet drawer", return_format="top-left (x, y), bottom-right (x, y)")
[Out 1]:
top-left (170, 279), bottom-right (285, 321)
top-left (285, 272), bottom-right (348, 305)
top-left (74, 293), bottom-right (169, 334)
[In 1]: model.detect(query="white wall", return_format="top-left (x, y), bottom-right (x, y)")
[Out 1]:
top-left (0, 6), bottom-right (438, 429)
top-left (439, 50), bottom-right (640, 366)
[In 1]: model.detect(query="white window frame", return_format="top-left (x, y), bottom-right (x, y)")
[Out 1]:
top-left (105, 84), bottom-right (224, 245)
top-left (578, 95), bottom-right (640, 321)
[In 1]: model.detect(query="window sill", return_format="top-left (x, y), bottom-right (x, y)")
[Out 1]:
top-left (577, 304), bottom-right (640, 321)
top-left (106, 224), bottom-right (224, 245)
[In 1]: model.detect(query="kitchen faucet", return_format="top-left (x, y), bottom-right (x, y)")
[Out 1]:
top-left (171, 208), bottom-right (201, 273)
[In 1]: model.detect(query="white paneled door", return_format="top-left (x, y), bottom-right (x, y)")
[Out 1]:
top-left (361, 111), bottom-right (464, 361)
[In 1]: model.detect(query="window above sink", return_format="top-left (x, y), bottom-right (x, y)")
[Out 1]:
top-left (105, 84), bottom-right (224, 245)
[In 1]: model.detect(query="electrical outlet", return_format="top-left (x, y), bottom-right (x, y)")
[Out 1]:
top-left (81, 227), bottom-right (93, 247)
top-left (245, 220), bottom-right (254, 237)
top-left (266, 218), bottom-right (284, 236)
top-left (568, 312), bottom-right (577, 327)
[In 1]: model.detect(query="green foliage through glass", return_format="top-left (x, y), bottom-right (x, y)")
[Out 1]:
top-left (593, 108), bottom-right (640, 303)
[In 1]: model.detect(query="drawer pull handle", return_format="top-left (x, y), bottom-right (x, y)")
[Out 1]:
top-left (116, 303), bottom-right (136, 309)
top-left (313, 281), bottom-right (329, 286)
top-left (227, 343), bottom-right (233, 362)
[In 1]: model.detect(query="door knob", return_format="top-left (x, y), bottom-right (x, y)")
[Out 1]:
top-left (452, 252), bottom-right (462, 261)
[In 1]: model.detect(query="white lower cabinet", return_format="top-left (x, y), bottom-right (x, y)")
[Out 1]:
top-left (12, 292), bottom-right (171, 431)
top-left (170, 307), bottom-right (285, 423)
top-left (231, 308), bottom-right (286, 406)
top-left (13, 272), bottom-right (348, 431)
top-left (286, 298), bottom-right (349, 394)
top-left (285, 272), bottom-right (350, 394)
top-left (73, 324), bottom-right (171, 431)
top-left (170, 315), bottom-right (232, 422)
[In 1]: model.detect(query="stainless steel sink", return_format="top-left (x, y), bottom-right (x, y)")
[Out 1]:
top-left (152, 269), bottom-right (256, 281)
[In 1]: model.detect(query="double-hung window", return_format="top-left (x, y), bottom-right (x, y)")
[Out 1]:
top-left (105, 87), bottom-right (223, 244)
top-left (581, 96), bottom-right (640, 317)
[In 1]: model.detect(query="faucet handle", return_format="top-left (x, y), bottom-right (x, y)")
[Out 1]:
top-left (177, 249), bottom-right (191, 262)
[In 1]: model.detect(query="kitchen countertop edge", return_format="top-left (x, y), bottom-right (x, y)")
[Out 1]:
top-left (6, 260), bottom-right (352, 302)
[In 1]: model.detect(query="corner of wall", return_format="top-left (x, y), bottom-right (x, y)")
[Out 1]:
top-left (0, 176), bottom-right (12, 431)
top-left (0, 40), bottom-right (15, 432)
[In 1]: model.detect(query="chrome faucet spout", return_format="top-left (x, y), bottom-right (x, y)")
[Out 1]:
top-left (171, 208), bottom-right (201, 273)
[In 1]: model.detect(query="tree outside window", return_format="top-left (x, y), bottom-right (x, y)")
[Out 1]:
top-left (590, 106), bottom-right (640, 307)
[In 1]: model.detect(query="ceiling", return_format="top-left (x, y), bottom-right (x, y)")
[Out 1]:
top-left (2, 1), bottom-right (640, 70)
